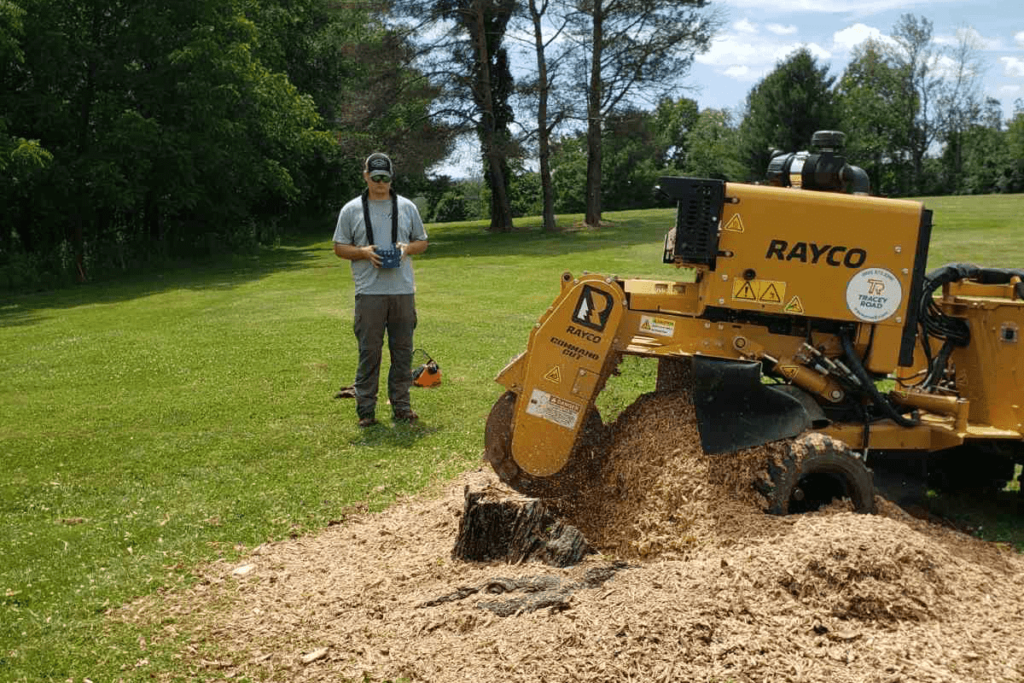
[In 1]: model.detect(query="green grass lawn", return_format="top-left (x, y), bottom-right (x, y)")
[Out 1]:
top-left (2, 194), bottom-right (1023, 681)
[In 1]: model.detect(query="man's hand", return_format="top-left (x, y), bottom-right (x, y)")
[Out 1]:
top-left (333, 242), bottom-right (382, 266)
top-left (398, 240), bottom-right (428, 258)
top-left (362, 245), bottom-right (382, 267)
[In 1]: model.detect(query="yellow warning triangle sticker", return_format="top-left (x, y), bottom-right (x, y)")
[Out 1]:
top-left (734, 282), bottom-right (757, 301)
top-left (640, 319), bottom-right (651, 331)
top-left (784, 296), bottom-right (805, 314)
top-left (779, 365), bottom-right (799, 379)
top-left (723, 214), bottom-right (744, 233)
top-left (759, 283), bottom-right (782, 303)
top-left (543, 366), bottom-right (562, 384)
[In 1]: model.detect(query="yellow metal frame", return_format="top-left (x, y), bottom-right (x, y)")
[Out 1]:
top-left (496, 183), bottom-right (1024, 477)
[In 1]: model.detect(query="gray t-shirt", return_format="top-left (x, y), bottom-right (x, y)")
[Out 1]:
top-left (333, 193), bottom-right (427, 295)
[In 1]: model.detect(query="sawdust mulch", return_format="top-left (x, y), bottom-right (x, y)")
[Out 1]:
top-left (121, 392), bottom-right (1024, 682)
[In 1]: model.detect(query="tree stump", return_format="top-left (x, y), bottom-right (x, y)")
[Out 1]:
top-left (452, 486), bottom-right (591, 567)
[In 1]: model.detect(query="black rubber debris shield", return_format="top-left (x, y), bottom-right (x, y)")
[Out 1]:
top-left (692, 356), bottom-right (814, 455)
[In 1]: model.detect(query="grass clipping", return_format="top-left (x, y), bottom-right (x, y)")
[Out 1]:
top-left (122, 391), bottom-right (1024, 682)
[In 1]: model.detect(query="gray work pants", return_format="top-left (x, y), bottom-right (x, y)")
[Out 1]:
top-left (353, 293), bottom-right (417, 419)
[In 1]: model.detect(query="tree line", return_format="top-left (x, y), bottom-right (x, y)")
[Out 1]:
top-left (1, 2), bottom-right (1021, 290)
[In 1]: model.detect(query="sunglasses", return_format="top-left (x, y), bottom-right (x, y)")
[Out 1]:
top-left (369, 174), bottom-right (391, 183)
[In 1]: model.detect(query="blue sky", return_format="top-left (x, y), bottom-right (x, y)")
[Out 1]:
top-left (692, 0), bottom-right (1023, 120)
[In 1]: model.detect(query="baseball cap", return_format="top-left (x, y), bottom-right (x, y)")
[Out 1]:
top-left (365, 153), bottom-right (393, 180)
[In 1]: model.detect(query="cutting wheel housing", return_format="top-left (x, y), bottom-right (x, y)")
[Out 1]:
top-left (484, 391), bottom-right (606, 498)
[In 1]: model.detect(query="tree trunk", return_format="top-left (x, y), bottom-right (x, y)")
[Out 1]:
top-left (584, 0), bottom-right (604, 227)
top-left (529, 0), bottom-right (556, 232)
top-left (470, 0), bottom-right (514, 232)
top-left (453, 487), bottom-right (592, 567)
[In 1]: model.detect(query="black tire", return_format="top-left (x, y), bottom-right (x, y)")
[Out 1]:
top-left (759, 434), bottom-right (876, 515)
top-left (484, 390), bottom-right (606, 499)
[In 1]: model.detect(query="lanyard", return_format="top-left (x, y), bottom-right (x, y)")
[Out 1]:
top-left (360, 189), bottom-right (399, 246)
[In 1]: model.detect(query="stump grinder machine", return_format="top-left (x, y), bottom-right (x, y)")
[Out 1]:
top-left (484, 131), bottom-right (1024, 514)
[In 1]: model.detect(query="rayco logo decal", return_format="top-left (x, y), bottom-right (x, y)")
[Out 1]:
top-left (572, 285), bottom-right (614, 332)
top-left (765, 240), bottom-right (867, 268)
top-left (566, 325), bottom-right (602, 344)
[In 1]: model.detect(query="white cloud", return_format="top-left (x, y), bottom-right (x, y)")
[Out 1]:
top-left (831, 23), bottom-right (887, 54)
top-left (696, 23), bottom-right (832, 85)
top-left (1000, 85), bottom-right (1022, 96)
top-left (767, 24), bottom-right (798, 36)
top-left (724, 65), bottom-right (753, 79)
top-left (1002, 57), bottom-right (1024, 78)
top-left (1016, 31), bottom-right (1024, 48)
top-left (779, 42), bottom-right (831, 62)
top-left (720, 0), bottom-right (959, 14)
top-left (696, 36), bottom-right (764, 68)
top-left (935, 27), bottom-right (1002, 51)
top-left (733, 18), bottom-right (758, 34)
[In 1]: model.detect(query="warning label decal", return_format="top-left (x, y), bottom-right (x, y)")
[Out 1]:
top-left (734, 281), bottom-right (757, 301)
top-left (525, 388), bottom-right (581, 430)
top-left (723, 214), bottom-right (745, 233)
top-left (784, 296), bottom-right (805, 314)
top-left (639, 315), bottom-right (676, 338)
top-left (543, 366), bottom-right (562, 384)
top-left (732, 279), bottom-right (787, 306)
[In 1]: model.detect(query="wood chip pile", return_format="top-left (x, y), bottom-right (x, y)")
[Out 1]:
top-left (123, 392), bottom-right (1024, 682)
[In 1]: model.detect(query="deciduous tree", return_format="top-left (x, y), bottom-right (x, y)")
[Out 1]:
top-left (565, 0), bottom-right (717, 226)
top-left (836, 39), bottom-right (914, 195)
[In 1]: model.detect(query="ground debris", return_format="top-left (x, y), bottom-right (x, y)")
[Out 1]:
top-left (418, 562), bottom-right (632, 616)
top-left (300, 647), bottom-right (328, 665)
top-left (118, 392), bottom-right (1024, 683)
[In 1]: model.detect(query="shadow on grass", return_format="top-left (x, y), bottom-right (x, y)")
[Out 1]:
top-left (0, 209), bottom-right (678, 329)
top-left (419, 208), bottom-right (676, 263)
top-left (349, 419), bottom-right (439, 447)
top-left (0, 240), bottom-right (327, 329)
top-left (924, 487), bottom-right (1024, 551)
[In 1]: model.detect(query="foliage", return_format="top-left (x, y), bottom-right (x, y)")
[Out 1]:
top-left (548, 104), bottom-right (742, 216)
top-left (953, 109), bottom-right (1013, 196)
top-left (508, 169), bottom-right (543, 218)
top-left (737, 48), bottom-right (839, 181)
top-left (681, 108), bottom-right (743, 181)
top-left (0, 0), bottom-right (452, 290)
top-left (1004, 106), bottom-right (1024, 193)
top-left (427, 176), bottom-right (488, 223)
top-left (835, 39), bottom-right (914, 196)
top-left (599, 108), bottom-right (666, 210)
top-left (935, 27), bottom-right (985, 193)
top-left (652, 96), bottom-right (701, 168)
top-left (550, 133), bottom-right (589, 214)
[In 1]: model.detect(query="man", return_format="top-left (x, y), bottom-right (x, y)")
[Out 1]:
top-left (333, 153), bottom-right (428, 427)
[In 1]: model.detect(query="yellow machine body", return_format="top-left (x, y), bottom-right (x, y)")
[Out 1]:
top-left (489, 179), bottom-right (1024, 486)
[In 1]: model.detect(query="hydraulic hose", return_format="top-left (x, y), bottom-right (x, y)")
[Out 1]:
top-left (840, 330), bottom-right (919, 428)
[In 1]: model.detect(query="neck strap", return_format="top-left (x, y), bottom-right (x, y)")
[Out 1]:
top-left (361, 189), bottom-right (399, 246)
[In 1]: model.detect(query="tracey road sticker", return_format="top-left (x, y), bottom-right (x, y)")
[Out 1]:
top-left (526, 388), bottom-right (581, 430)
top-left (846, 268), bottom-right (903, 322)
